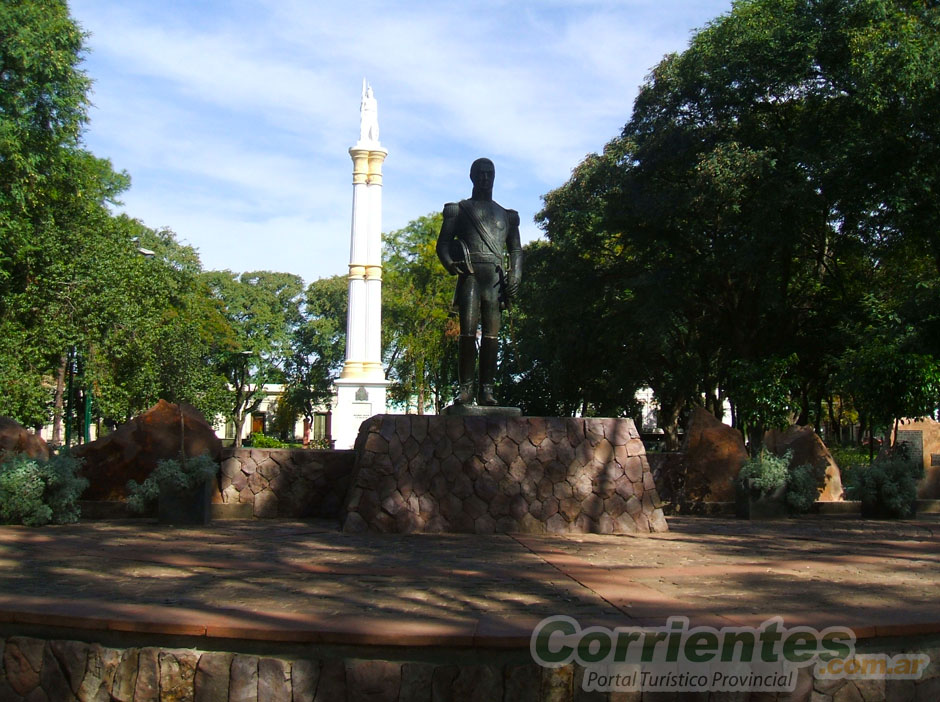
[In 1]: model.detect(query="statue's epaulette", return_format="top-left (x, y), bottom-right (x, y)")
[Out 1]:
top-left (443, 202), bottom-right (459, 218)
top-left (507, 209), bottom-right (520, 227)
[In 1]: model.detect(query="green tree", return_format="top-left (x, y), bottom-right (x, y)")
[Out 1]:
top-left (0, 0), bottom-right (89, 226)
top-left (383, 214), bottom-right (457, 414)
top-left (280, 274), bottom-right (347, 439)
top-left (534, 0), bottom-right (940, 446)
top-left (0, 0), bottom-right (94, 428)
top-left (204, 270), bottom-right (304, 446)
top-left (89, 218), bottom-right (233, 426)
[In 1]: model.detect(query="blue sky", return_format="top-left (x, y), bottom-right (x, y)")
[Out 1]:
top-left (69, 0), bottom-right (734, 287)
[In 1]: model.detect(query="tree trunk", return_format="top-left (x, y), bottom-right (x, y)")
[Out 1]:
top-left (659, 399), bottom-right (681, 451)
top-left (747, 424), bottom-right (764, 457)
top-left (796, 382), bottom-right (809, 426)
top-left (234, 411), bottom-right (245, 448)
top-left (827, 396), bottom-right (837, 443)
top-left (51, 353), bottom-right (67, 446)
top-left (704, 387), bottom-right (720, 418)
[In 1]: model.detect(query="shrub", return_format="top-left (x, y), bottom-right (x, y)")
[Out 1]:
top-left (849, 446), bottom-right (923, 519)
top-left (736, 450), bottom-right (822, 515)
top-left (0, 452), bottom-right (88, 526)
top-left (830, 445), bottom-right (870, 471)
top-left (247, 432), bottom-right (288, 449)
top-left (785, 463), bottom-right (823, 513)
top-left (126, 453), bottom-right (218, 513)
top-left (737, 450), bottom-right (790, 494)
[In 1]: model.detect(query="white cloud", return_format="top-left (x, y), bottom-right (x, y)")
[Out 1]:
top-left (71, 0), bottom-right (734, 285)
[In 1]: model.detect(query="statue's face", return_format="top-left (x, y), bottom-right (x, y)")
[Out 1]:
top-left (470, 160), bottom-right (495, 192)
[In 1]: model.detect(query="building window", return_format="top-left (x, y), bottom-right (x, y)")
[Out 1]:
top-left (312, 413), bottom-right (328, 441)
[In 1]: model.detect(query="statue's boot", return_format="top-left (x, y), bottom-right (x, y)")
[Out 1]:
top-left (455, 335), bottom-right (477, 405)
top-left (478, 335), bottom-right (499, 406)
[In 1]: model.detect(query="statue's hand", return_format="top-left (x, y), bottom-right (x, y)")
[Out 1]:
top-left (506, 277), bottom-right (520, 300)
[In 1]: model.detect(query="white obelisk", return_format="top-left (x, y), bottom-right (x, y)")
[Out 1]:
top-left (332, 80), bottom-right (389, 449)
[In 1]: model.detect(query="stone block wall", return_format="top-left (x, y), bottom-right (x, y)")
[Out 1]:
top-left (218, 448), bottom-right (354, 519)
top-left (3, 634), bottom-right (937, 701)
top-left (343, 414), bottom-right (668, 534)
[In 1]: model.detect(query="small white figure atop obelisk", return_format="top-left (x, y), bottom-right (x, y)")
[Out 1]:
top-left (359, 79), bottom-right (379, 145)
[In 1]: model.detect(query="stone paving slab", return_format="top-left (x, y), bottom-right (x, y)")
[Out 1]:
top-left (0, 516), bottom-right (937, 648)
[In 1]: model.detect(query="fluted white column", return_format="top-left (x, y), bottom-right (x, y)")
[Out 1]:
top-left (334, 81), bottom-right (390, 449)
top-left (363, 149), bottom-right (386, 376)
top-left (340, 145), bottom-right (386, 381)
top-left (340, 147), bottom-right (371, 379)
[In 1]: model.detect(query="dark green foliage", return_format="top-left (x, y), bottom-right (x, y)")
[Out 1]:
top-left (531, 0), bottom-right (940, 442)
top-left (830, 445), bottom-right (870, 471)
top-left (279, 274), bottom-right (347, 433)
top-left (0, 2), bottom-right (232, 433)
top-left (205, 271), bottom-right (304, 446)
top-left (849, 448), bottom-right (924, 519)
top-left (0, 451), bottom-right (87, 526)
top-left (383, 214), bottom-right (456, 413)
top-left (125, 453), bottom-right (218, 513)
top-left (247, 432), bottom-right (288, 449)
top-left (736, 450), bottom-right (821, 514)
top-left (737, 450), bottom-right (791, 494)
top-left (785, 463), bottom-right (823, 514)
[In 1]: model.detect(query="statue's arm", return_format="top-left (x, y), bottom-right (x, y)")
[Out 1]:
top-left (436, 203), bottom-right (460, 275)
top-left (506, 209), bottom-right (523, 294)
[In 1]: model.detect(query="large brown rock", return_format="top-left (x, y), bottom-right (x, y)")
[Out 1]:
top-left (75, 400), bottom-right (221, 500)
top-left (894, 417), bottom-right (940, 498)
top-left (0, 417), bottom-right (50, 463)
top-left (680, 407), bottom-right (747, 503)
top-left (763, 425), bottom-right (844, 501)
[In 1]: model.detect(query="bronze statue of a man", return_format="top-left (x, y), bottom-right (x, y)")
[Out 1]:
top-left (436, 158), bottom-right (523, 406)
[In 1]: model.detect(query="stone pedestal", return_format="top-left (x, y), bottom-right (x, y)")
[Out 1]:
top-left (342, 414), bottom-right (668, 534)
top-left (332, 379), bottom-right (389, 451)
top-left (440, 404), bottom-right (522, 417)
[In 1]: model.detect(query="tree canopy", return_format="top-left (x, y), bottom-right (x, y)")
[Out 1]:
top-left (383, 213), bottom-right (457, 414)
top-left (4, 0), bottom-right (937, 453)
top-left (532, 0), bottom-right (940, 449)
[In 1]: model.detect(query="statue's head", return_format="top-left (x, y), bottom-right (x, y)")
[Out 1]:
top-left (470, 158), bottom-right (495, 196)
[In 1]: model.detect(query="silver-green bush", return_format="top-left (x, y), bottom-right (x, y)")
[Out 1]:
top-left (785, 463), bottom-right (823, 513)
top-left (737, 450), bottom-right (791, 494)
top-left (736, 450), bottom-right (821, 514)
top-left (0, 452), bottom-right (88, 526)
top-left (126, 453), bottom-right (218, 513)
top-left (850, 447), bottom-right (923, 519)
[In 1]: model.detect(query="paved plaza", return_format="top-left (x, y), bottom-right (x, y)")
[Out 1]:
top-left (1, 516), bottom-right (937, 648)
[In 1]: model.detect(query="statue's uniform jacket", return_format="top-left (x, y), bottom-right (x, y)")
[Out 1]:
top-left (440, 199), bottom-right (521, 337)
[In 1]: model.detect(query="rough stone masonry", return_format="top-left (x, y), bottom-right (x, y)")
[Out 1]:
top-left (343, 415), bottom-right (668, 534)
